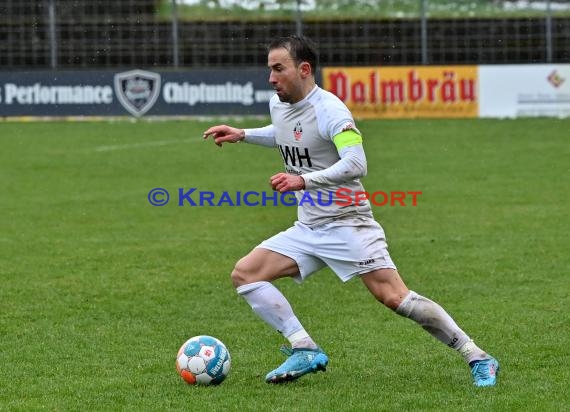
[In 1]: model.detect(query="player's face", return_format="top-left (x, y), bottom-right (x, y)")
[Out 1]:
top-left (268, 48), bottom-right (305, 104)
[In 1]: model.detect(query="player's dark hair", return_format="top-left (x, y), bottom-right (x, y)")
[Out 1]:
top-left (268, 35), bottom-right (319, 74)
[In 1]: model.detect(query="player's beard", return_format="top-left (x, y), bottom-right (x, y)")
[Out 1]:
top-left (276, 90), bottom-right (292, 103)
top-left (276, 87), bottom-right (302, 104)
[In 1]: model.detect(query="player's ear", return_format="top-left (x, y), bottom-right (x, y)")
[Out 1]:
top-left (299, 61), bottom-right (312, 78)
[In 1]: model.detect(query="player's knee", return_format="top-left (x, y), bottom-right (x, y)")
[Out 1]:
top-left (381, 293), bottom-right (405, 311)
top-left (362, 269), bottom-right (408, 310)
top-left (368, 290), bottom-right (397, 310)
top-left (230, 258), bottom-right (255, 288)
top-left (367, 286), bottom-right (405, 310)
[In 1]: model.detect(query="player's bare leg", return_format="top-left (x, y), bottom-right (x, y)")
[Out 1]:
top-left (361, 268), bottom-right (499, 386)
top-left (232, 248), bottom-right (328, 383)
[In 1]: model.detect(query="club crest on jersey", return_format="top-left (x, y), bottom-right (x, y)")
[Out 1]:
top-left (114, 69), bottom-right (161, 117)
top-left (293, 121), bottom-right (303, 141)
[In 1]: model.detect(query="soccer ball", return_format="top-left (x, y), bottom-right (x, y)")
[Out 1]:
top-left (175, 335), bottom-right (231, 385)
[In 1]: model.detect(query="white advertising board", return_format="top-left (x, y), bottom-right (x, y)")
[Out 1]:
top-left (479, 64), bottom-right (570, 118)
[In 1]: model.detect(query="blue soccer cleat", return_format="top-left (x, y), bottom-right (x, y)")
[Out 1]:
top-left (470, 357), bottom-right (499, 387)
top-left (265, 346), bottom-right (329, 383)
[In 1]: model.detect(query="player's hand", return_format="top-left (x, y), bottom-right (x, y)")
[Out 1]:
top-left (203, 125), bottom-right (245, 147)
top-left (270, 173), bottom-right (306, 192)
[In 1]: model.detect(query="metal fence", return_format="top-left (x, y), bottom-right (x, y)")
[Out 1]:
top-left (1, 0), bottom-right (568, 69)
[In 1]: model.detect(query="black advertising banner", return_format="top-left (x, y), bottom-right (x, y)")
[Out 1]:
top-left (0, 69), bottom-right (276, 117)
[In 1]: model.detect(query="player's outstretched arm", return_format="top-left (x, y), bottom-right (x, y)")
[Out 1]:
top-left (203, 125), bottom-right (245, 147)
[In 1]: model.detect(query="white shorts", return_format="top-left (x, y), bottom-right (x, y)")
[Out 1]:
top-left (257, 216), bottom-right (397, 283)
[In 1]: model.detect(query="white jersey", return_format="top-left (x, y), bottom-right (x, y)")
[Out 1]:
top-left (245, 86), bottom-right (373, 226)
top-left (272, 86), bottom-right (373, 226)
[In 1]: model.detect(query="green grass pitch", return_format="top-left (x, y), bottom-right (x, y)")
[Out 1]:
top-left (1, 118), bottom-right (568, 411)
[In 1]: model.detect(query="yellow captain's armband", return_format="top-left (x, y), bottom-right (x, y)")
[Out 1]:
top-left (333, 130), bottom-right (363, 151)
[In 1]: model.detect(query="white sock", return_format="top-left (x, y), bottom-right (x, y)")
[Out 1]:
top-left (396, 291), bottom-right (486, 362)
top-left (236, 281), bottom-right (317, 349)
top-left (458, 339), bottom-right (490, 364)
top-left (287, 330), bottom-right (318, 349)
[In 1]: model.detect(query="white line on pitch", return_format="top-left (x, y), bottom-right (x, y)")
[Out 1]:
top-left (92, 138), bottom-right (200, 152)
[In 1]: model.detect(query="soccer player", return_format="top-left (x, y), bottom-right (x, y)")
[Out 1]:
top-left (203, 35), bottom-right (499, 387)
